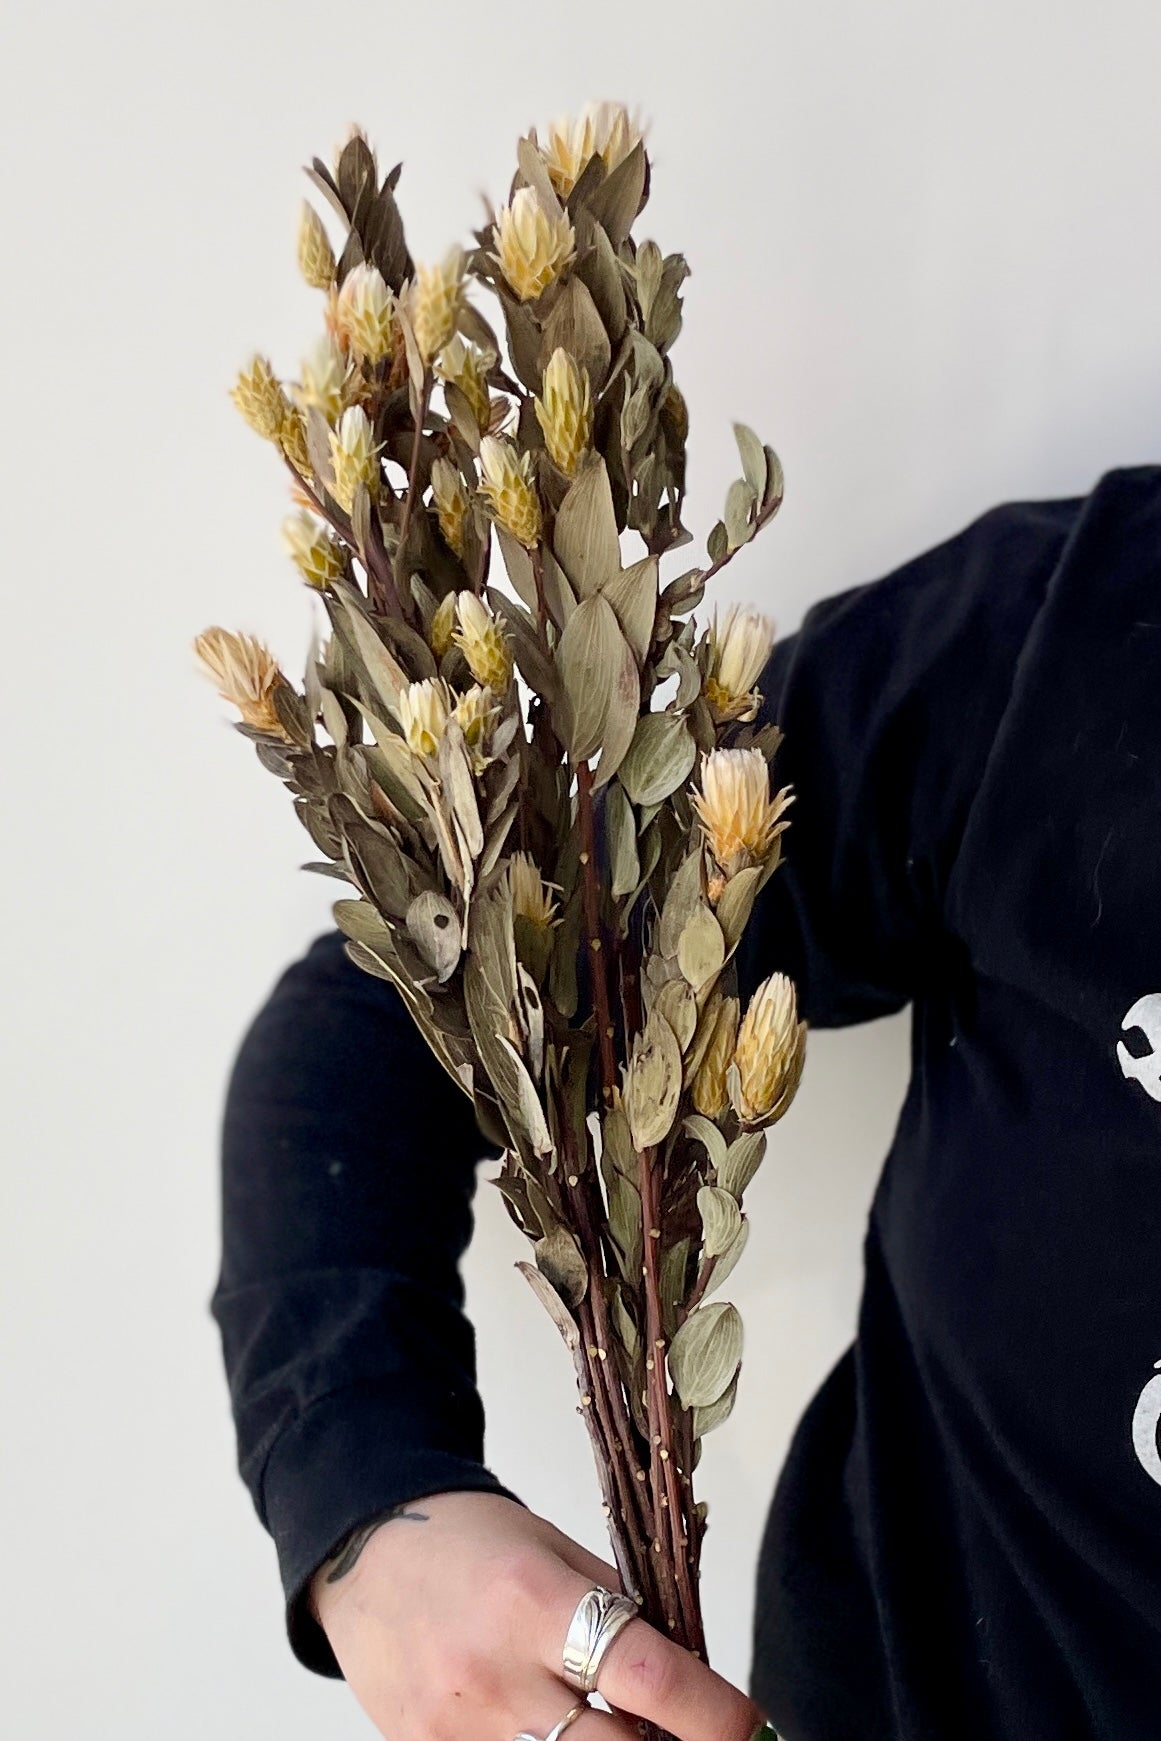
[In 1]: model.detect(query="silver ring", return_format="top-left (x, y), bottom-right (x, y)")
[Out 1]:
top-left (561, 1585), bottom-right (640, 1694)
top-left (513, 1699), bottom-right (589, 1741)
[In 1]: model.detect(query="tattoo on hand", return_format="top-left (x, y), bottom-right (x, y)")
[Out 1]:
top-left (322, 1502), bottom-right (430, 1584)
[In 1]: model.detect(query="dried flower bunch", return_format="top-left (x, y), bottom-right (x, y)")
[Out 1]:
top-left (197, 101), bottom-right (806, 1673)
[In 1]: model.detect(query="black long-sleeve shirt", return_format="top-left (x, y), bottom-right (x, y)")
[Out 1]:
top-left (211, 463), bottom-right (1161, 1739)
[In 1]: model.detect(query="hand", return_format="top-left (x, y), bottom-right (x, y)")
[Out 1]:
top-left (310, 1489), bottom-right (768, 1741)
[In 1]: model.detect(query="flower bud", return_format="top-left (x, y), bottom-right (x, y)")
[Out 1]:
top-left (430, 458), bottom-right (470, 558)
top-left (193, 627), bottom-right (292, 740)
top-left (535, 102), bottom-right (645, 196)
top-left (729, 973), bottom-right (805, 1127)
top-left (280, 510), bottom-right (346, 589)
top-left (452, 684), bottom-right (500, 774)
top-left (534, 348), bottom-right (593, 477)
top-left (328, 405), bottom-right (380, 512)
top-left (335, 262), bottom-right (395, 364)
top-left (410, 245), bottom-right (466, 365)
top-left (297, 202), bottom-right (336, 290)
top-left (477, 434), bottom-right (542, 548)
top-left (398, 677), bottom-right (453, 759)
top-left (508, 850), bottom-right (561, 928)
top-left (430, 588), bottom-right (459, 658)
top-left (705, 604), bottom-right (775, 722)
top-left (436, 333), bottom-right (493, 431)
top-left (492, 188), bottom-right (575, 302)
top-left (295, 333), bottom-right (348, 424)
top-left (277, 406), bottom-right (311, 474)
top-left (691, 747), bottom-right (793, 881)
top-left (453, 590), bottom-right (514, 693)
top-left (230, 355), bottom-right (290, 441)
top-left (690, 995), bottom-right (740, 1119)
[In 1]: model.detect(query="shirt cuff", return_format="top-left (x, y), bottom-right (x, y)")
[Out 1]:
top-left (261, 1379), bottom-right (526, 1678)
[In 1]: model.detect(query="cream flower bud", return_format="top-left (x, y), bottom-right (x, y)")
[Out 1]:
top-left (295, 333), bottom-right (348, 424)
top-left (452, 684), bottom-right (500, 774)
top-left (534, 347), bottom-right (593, 477)
top-left (454, 589), bottom-right (514, 692)
top-left (335, 262), bottom-right (395, 364)
top-left (430, 588), bottom-right (459, 657)
top-left (537, 101), bottom-right (645, 196)
top-left (690, 995), bottom-right (740, 1119)
top-left (436, 333), bottom-right (494, 431)
top-left (328, 405), bottom-right (380, 512)
top-left (193, 627), bottom-right (292, 740)
top-left (297, 202), bottom-right (336, 290)
top-left (277, 406), bottom-right (311, 474)
top-left (430, 458), bottom-right (470, 558)
top-left (492, 187), bottom-right (575, 302)
top-left (705, 604), bottom-right (776, 722)
top-left (508, 850), bottom-right (560, 928)
top-left (280, 510), bottom-right (346, 589)
top-left (691, 747), bottom-right (793, 881)
top-left (398, 677), bottom-right (454, 759)
top-left (730, 973), bottom-right (805, 1127)
top-left (477, 434), bottom-right (542, 548)
top-left (230, 355), bottom-right (291, 441)
top-left (410, 245), bottom-right (466, 365)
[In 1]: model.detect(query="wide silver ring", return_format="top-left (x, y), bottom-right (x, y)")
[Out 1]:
top-left (513, 1699), bottom-right (589, 1741)
top-left (561, 1585), bottom-right (640, 1694)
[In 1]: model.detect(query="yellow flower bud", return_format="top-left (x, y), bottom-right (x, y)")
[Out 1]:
top-left (730, 973), bottom-right (805, 1127)
top-left (690, 996), bottom-right (740, 1119)
top-left (452, 683), bottom-right (500, 774)
top-left (410, 245), bottom-right (466, 366)
top-left (691, 747), bottom-right (793, 881)
top-left (328, 406), bottom-right (380, 513)
top-left (430, 458), bottom-right (470, 559)
top-left (398, 677), bottom-right (454, 759)
top-left (430, 588), bottom-right (459, 658)
top-left (477, 434), bottom-right (542, 548)
top-left (277, 406), bottom-right (311, 474)
top-left (536, 101), bottom-right (645, 196)
top-left (297, 201), bottom-right (336, 290)
top-left (704, 604), bottom-right (776, 722)
top-left (230, 355), bottom-right (290, 441)
top-left (492, 187), bottom-right (575, 302)
top-left (335, 262), bottom-right (395, 364)
top-left (193, 627), bottom-right (293, 740)
top-left (295, 333), bottom-right (348, 424)
top-left (436, 333), bottom-right (494, 431)
top-left (534, 347), bottom-right (593, 477)
top-left (280, 510), bottom-right (346, 589)
top-left (508, 850), bottom-right (560, 928)
top-left (453, 589), bottom-right (514, 692)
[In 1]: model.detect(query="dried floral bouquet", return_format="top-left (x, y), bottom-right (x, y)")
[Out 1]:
top-left (197, 102), bottom-right (806, 1695)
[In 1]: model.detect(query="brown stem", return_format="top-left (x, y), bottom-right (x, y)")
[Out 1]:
top-left (575, 760), bottom-right (618, 1111)
top-left (567, 1317), bottom-right (638, 1598)
top-left (638, 1142), bottom-right (704, 1657)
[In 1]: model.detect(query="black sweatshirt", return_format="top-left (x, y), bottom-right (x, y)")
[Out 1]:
top-left (211, 463), bottom-right (1161, 1740)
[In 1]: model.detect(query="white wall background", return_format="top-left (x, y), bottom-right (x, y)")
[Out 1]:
top-left (3, 1), bottom-right (1160, 1733)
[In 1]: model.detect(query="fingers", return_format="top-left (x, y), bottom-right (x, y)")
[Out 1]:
top-left (507, 1676), bottom-right (638, 1741)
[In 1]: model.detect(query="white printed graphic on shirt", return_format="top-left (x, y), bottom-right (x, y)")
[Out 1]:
top-left (1132, 1364), bottom-right (1161, 1487)
top-left (1116, 994), bottom-right (1161, 1102)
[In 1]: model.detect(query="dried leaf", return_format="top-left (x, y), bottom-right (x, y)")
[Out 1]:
top-left (682, 1113), bottom-right (727, 1173)
top-left (677, 903), bottom-right (725, 991)
top-left (552, 453), bottom-right (621, 598)
top-left (535, 1226), bottom-right (588, 1308)
top-left (605, 780), bottom-right (640, 899)
top-left (693, 1367), bottom-right (739, 1438)
top-left (667, 1300), bottom-right (743, 1410)
top-left (517, 1259), bottom-right (580, 1349)
top-left (717, 1130), bottom-right (767, 1200)
top-left (617, 711), bottom-right (697, 809)
top-left (539, 275), bottom-right (612, 394)
top-left (696, 1185), bottom-right (742, 1258)
top-left (602, 554), bottom-right (657, 666)
top-left (555, 594), bottom-right (635, 764)
top-left (732, 423), bottom-right (768, 501)
top-left (714, 865), bottom-right (765, 950)
top-left (406, 889), bottom-right (461, 982)
top-left (624, 1009), bottom-right (683, 1150)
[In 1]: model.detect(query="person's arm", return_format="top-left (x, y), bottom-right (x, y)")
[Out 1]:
top-left (210, 928), bottom-right (525, 1677)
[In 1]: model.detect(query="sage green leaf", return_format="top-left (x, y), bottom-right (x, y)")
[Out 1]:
top-left (659, 848), bottom-right (705, 958)
top-left (677, 903), bottom-right (725, 991)
top-left (555, 593), bottom-right (633, 762)
top-left (707, 520), bottom-right (728, 564)
top-left (456, 300), bottom-right (502, 357)
top-left (618, 711), bottom-right (697, 808)
top-left (601, 1099), bottom-right (638, 1179)
top-left (697, 1185), bottom-right (742, 1258)
top-left (591, 629), bottom-right (640, 790)
top-left (682, 1113), bottom-right (728, 1174)
top-left (539, 275), bottom-right (612, 394)
top-left (724, 477), bottom-right (758, 551)
top-left (605, 780), bottom-right (640, 899)
top-left (703, 1217), bottom-right (750, 1295)
top-left (608, 1280), bottom-right (639, 1358)
top-left (575, 219), bottom-right (628, 342)
top-left (586, 140), bottom-right (647, 249)
top-left (661, 1235), bottom-right (692, 1313)
top-left (535, 1225), bottom-right (588, 1308)
top-left (495, 524), bottom-right (538, 613)
top-left (516, 133), bottom-right (566, 215)
top-left (692, 1367), bottom-right (739, 1438)
top-left (406, 890), bottom-right (461, 983)
top-left (717, 1130), bottom-right (767, 1200)
top-left (553, 453), bottom-right (621, 598)
top-left (517, 1259), bottom-right (580, 1350)
top-left (494, 1033), bottom-right (554, 1158)
top-left (714, 865), bottom-right (765, 950)
top-left (438, 717), bottom-right (483, 861)
top-left (443, 379), bottom-right (481, 454)
top-left (667, 1300), bottom-right (743, 1410)
top-left (332, 586), bottom-right (409, 719)
top-left (624, 1009), bottom-right (683, 1150)
top-left (762, 444), bottom-right (785, 511)
top-left (602, 554), bottom-right (657, 666)
top-left (605, 1167), bottom-right (643, 1282)
top-left (732, 423), bottom-right (768, 501)
top-left (654, 977), bottom-right (697, 1053)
